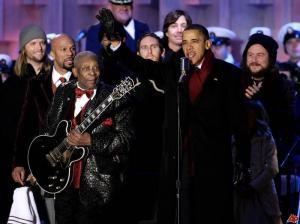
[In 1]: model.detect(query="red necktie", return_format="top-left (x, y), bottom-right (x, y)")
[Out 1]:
top-left (75, 87), bottom-right (94, 98)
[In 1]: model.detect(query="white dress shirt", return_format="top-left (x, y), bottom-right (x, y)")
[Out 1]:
top-left (52, 67), bottom-right (72, 87)
top-left (74, 84), bottom-right (96, 118)
top-left (124, 19), bottom-right (135, 40)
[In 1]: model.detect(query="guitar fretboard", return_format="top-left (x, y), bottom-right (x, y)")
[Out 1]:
top-left (75, 76), bottom-right (136, 133)
top-left (76, 95), bottom-right (114, 133)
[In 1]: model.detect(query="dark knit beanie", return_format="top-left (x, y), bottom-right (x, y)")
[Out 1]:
top-left (19, 24), bottom-right (47, 50)
top-left (243, 33), bottom-right (278, 65)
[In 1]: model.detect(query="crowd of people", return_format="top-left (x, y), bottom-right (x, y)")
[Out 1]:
top-left (1, 0), bottom-right (300, 223)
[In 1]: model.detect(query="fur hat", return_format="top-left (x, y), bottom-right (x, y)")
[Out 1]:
top-left (19, 24), bottom-right (47, 50)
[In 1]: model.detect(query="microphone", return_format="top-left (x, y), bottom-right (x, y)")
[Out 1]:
top-left (75, 30), bottom-right (87, 42)
top-left (179, 57), bottom-right (189, 83)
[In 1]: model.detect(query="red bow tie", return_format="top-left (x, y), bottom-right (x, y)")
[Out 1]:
top-left (75, 87), bottom-right (94, 99)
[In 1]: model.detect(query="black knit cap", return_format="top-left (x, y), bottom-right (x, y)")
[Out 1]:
top-left (243, 33), bottom-right (278, 64)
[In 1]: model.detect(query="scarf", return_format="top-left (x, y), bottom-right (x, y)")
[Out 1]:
top-left (188, 50), bottom-right (214, 103)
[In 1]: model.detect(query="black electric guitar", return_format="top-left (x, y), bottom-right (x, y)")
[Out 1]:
top-left (27, 77), bottom-right (139, 194)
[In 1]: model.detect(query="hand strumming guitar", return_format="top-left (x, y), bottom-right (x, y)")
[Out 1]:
top-left (67, 129), bottom-right (91, 146)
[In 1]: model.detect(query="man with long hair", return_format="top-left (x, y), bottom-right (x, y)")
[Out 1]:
top-left (241, 33), bottom-right (297, 221)
top-left (241, 33), bottom-right (296, 160)
top-left (0, 25), bottom-right (50, 222)
top-left (162, 9), bottom-right (192, 61)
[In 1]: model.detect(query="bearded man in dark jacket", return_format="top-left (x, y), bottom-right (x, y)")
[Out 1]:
top-left (98, 9), bottom-right (251, 224)
top-left (241, 33), bottom-right (296, 163)
top-left (241, 33), bottom-right (297, 221)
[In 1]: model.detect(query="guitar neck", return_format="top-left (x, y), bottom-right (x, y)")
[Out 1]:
top-left (75, 94), bottom-right (114, 134)
top-left (75, 76), bottom-right (137, 134)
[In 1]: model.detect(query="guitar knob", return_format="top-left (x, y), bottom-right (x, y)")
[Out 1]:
top-left (48, 175), bottom-right (57, 180)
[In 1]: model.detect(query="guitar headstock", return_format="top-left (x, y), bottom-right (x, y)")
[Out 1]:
top-left (112, 77), bottom-right (140, 99)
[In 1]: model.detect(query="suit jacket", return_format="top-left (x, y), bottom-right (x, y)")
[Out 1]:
top-left (86, 19), bottom-right (150, 54)
top-left (103, 44), bottom-right (250, 224)
top-left (45, 80), bottom-right (134, 208)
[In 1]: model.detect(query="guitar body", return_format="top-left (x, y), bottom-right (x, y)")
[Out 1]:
top-left (28, 120), bottom-right (86, 194)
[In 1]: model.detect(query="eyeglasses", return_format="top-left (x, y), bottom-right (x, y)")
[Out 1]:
top-left (80, 66), bottom-right (100, 73)
top-left (139, 44), bottom-right (160, 51)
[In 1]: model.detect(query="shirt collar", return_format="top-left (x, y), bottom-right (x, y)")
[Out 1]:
top-left (196, 60), bottom-right (204, 70)
top-left (52, 67), bottom-right (72, 86)
top-left (124, 19), bottom-right (135, 39)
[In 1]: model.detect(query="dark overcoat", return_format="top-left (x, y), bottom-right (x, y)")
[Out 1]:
top-left (105, 44), bottom-right (250, 224)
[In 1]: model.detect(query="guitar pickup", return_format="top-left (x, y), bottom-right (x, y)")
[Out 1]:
top-left (46, 154), bottom-right (57, 167)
